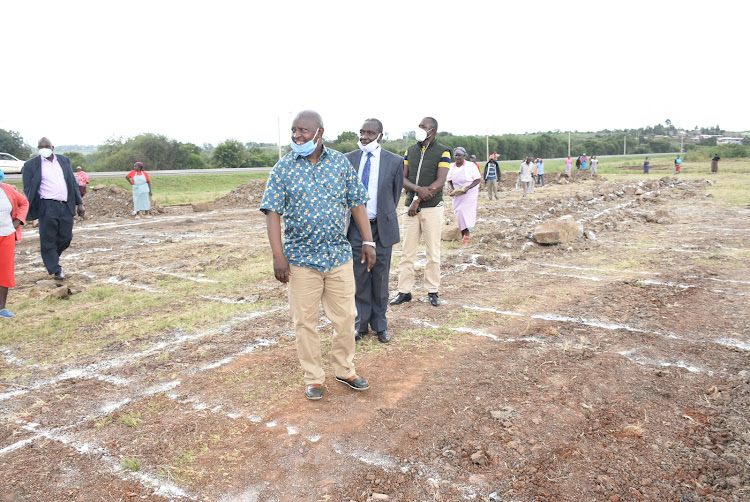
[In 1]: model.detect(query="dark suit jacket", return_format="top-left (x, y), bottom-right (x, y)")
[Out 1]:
top-left (22, 154), bottom-right (83, 220)
top-left (345, 148), bottom-right (404, 248)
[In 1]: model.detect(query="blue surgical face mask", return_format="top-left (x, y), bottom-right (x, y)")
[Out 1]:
top-left (0, 169), bottom-right (5, 183)
top-left (290, 128), bottom-right (321, 157)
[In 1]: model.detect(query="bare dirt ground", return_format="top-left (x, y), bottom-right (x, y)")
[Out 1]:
top-left (1, 170), bottom-right (749, 502)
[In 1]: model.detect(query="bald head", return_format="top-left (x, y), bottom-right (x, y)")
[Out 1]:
top-left (294, 110), bottom-right (324, 129)
top-left (38, 137), bottom-right (53, 149)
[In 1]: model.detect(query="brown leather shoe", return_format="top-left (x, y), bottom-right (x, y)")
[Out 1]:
top-left (305, 384), bottom-right (323, 400)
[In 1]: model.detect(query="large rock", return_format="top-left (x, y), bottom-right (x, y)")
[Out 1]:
top-left (441, 222), bottom-right (462, 241)
top-left (532, 215), bottom-right (583, 245)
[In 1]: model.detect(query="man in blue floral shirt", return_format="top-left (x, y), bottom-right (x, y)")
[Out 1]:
top-left (260, 110), bottom-right (376, 401)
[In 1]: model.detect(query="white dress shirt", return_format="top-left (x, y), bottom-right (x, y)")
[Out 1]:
top-left (357, 146), bottom-right (381, 219)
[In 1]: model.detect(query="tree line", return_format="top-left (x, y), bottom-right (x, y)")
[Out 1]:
top-left (0, 131), bottom-right (279, 172)
top-left (1, 123), bottom-right (746, 172)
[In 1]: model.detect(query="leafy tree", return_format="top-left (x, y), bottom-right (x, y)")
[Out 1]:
top-left (213, 140), bottom-right (247, 168)
top-left (246, 147), bottom-right (278, 167)
top-left (0, 129), bottom-right (32, 159)
top-left (63, 151), bottom-right (87, 168)
top-left (336, 132), bottom-right (358, 143)
top-left (184, 153), bottom-right (208, 169)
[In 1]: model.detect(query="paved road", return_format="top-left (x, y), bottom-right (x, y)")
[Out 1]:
top-left (3, 167), bottom-right (272, 181)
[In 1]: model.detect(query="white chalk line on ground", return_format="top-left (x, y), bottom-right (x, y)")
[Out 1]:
top-left (0, 308), bottom-right (301, 499)
top-left (446, 319), bottom-right (715, 375)
top-left (0, 306), bottom-right (287, 402)
top-left (441, 256), bottom-right (749, 297)
top-left (460, 305), bottom-right (748, 372)
top-left (6, 418), bottom-right (196, 500)
top-left (119, 261), bottom-right (218, 283)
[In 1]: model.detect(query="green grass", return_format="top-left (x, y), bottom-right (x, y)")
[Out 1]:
top-left (5, 171), bottom-right (269, 206)
top-left (0, 250), bottom-right (279, 365)
top-left (120, 411), bottom-right (142, 428)
top-left (121, 457), bottom-right (140, 472)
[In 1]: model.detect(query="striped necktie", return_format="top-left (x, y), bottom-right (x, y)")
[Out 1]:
top-left (361, 152), bottom-right (373, 188)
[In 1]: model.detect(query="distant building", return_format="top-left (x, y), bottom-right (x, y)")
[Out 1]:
top-left (717, 137), bottom-right (743, 145)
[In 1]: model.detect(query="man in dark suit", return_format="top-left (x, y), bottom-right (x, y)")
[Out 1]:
top-left (22, 137), bottom-right (85, 280)
top-left (346, 119), bottom-right (404, 343)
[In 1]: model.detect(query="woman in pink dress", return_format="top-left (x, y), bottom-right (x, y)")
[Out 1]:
top-left (565, 156), bottom-right (572, 174)
top-left (447, 147), bottom-right (481, 243)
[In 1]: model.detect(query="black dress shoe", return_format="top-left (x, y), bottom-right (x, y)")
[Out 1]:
top-left (428, 292), bottom-right (440, 306)
top-left (305, 384), bottom-right (323, 400)
top-left (390, 292), bottom-right (412, 305)
top-left (355, 331), bottom-right (367, 341)
top-left (377, 330), bottom-right (391, 343)
top-left (335, 375), bottom-right (370, 391)
top-left (54, 270), bottom-right (66, 281)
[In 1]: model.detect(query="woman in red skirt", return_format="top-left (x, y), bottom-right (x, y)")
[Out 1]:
top-left (0, 169), bottom-right (29, 318)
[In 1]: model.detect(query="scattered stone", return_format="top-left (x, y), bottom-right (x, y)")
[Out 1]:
top-left (371, 493), bottom-right (389, 501)
top-left (470, 451), bottom-right (486, 465)
top-left (191, 202), bottom-right (211, 212)
top-left (490, 406), bottom-right (516, 421)
top-left (584, 230), bottom-right (596, 240)
top-left (49, 286), bottom-right (70, 299)
top-left (441, 222), bottom-right (462, 241)
top-left (408, 430), bottom-right (420, 439)
top-left (645, 209), bottom-right (674, 224)
top-left (35, 279), bottom-right (59, 288)
top-left (532, 215), bottom-right (583, 245)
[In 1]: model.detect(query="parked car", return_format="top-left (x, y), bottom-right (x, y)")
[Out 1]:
top-left (0, 152), bottom-right (25, 174)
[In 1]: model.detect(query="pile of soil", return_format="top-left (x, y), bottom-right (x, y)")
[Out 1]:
top-left (214, 179), bottom-right (267, 207)
top-left (83, 184), bottom-right (162, 219)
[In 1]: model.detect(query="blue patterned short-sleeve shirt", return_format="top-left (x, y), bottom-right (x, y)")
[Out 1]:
top-left (260, 146), bottom-right (369, 273)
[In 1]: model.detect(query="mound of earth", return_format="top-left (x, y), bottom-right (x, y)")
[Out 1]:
top-left (215, 179), bottom-right (268, 207)
top-left (84, 184), bottom-right (163, 219)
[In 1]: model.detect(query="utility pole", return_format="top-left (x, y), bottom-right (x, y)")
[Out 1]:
top-left (485, 131), bottom-right (489, 163)
top-left (568, 132), bottom-right (571, 157)
top-left (624, 136), bottom-right (627, 155)
top-left (277, 116), bottom-right (282, 160)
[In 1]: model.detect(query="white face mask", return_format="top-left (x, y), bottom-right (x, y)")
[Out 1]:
top-left (357, 134), bottom-right (381, 154)
top-left (39, 148), bottom-right (53, 158)
top-left (415, 128), bottom-right (431, 142)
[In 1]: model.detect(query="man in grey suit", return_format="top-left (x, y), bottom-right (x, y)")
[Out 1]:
top-left (22, 137), bottom-right (85, 280)
top-left (346, 119), bottom-right (404, 343)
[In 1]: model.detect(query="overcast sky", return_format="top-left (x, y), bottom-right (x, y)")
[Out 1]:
top-left (3, 0), bottom-right (748, 149)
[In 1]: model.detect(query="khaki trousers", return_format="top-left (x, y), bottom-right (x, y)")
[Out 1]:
top-left (288, 262), bottom-right (357, 385)
top-left (397, 204), bottom-right (444, 294)
top-left (522, 181), bottom-right (532, 197)
top-left (486, 179), bottom-right (498, 200)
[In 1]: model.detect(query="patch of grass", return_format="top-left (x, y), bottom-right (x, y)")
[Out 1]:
top-left (173, 451), bottom-right (196, 466)
top-left (120, 411), bottom-right (142, 428)
top-left (98, 172), bottom-right (268, 206)
top-left (121, 457), bottom-right (140, 472)
top-left (95, 414), bottom-right (114, 430)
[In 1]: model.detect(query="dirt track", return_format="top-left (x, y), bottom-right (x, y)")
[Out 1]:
top-left (1, 172), bottom-right (749, 501)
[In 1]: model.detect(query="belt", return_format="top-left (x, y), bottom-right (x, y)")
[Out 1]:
top-left (369, 218), bottom-right (377, 224)
top-left (42, 198), bottom-right (67, 203)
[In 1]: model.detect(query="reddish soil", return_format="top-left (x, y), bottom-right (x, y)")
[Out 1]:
top-left (1, 172), bottom-right (748, 501)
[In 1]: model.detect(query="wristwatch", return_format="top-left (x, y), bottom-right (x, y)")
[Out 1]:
top-left (363, 241), bottom-right (376, 248)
